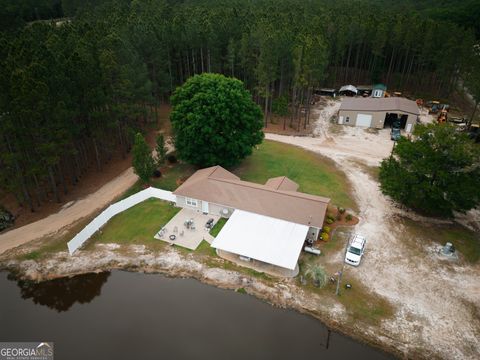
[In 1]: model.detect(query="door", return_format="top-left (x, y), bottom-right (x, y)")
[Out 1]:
top-left (338, 116), bottom-right (344, 125)
top-left (356, 114), bottom-right (372, 127)
top-left (406, 123), bottom-right (412, 133)
top-left (201, 201), bottom-right (209, 214)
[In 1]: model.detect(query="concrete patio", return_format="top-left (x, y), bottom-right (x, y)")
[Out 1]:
top-left (154, 208), bottom-right (220, 250)
top-left (217, 250), bottom-right (299, 278)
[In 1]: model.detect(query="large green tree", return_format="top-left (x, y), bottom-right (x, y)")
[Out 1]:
top-left (132, 133), bottom-right (155, 183)
top-left (379, 124), bottom-right (480, 216)
top-left (170, 73), bottom-right (263, 167)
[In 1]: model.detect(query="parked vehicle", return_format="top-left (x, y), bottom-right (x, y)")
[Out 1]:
top-left (345, 234), bottom-right (366, 266)
top-left (391, 127), bottom-right (401, 141)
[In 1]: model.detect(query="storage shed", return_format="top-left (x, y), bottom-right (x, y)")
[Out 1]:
top-left (372, 83), bottom-right (387, 98)
top-left (338, 97), bottom-right (420, 133)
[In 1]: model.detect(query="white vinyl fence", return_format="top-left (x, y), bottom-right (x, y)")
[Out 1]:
top-left (67, 187), bottom-right (176, 255)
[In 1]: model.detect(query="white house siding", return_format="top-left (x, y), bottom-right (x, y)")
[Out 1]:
top-left (338, 109), bottom-right (416, 132)
top-left (175, 195), bottom-right (234, 218)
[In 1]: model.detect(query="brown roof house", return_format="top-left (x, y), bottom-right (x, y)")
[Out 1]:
top-left (173, 166), bottom-right (330, 275)
top-left (338, 97), bottom-right (420, 133)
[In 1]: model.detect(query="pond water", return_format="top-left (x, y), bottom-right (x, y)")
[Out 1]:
top-left (0, 271), bottom-right (393, 360)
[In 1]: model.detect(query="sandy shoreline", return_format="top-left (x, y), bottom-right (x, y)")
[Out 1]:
top-left (0, 245), bottom-right (411, 360)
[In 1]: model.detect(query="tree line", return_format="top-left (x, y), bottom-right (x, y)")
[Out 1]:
top-left (0, 0), bottom-right (478, 212)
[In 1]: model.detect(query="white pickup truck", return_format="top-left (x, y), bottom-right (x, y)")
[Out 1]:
top-left (345, 234), bottom-right (366, 266)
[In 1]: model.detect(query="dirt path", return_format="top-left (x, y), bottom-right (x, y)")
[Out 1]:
top-left (0, 131), bottom-right (177, 256)
top-left (0, 167), bottom-right (138, 256)
top-left (265, 99), bottom-right (480, 359)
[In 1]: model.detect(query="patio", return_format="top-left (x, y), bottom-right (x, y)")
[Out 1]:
top-left (217, 250), bottom-right (299, 278)
top-left (154, 208), bottom-right (220, 250)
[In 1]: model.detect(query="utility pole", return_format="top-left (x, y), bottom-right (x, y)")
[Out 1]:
top-left (336, 233), bottom-right (350, 296)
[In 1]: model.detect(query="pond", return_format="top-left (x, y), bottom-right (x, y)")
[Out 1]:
top-left (0, 271), bottom-right (393, 360)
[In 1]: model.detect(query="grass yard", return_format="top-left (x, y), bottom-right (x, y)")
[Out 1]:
top-left (209, 218), bottom-right (228, 237)
top-left (401, 217), bottom-right (480, 263)
top-left (196, 240), bottom-right (217, 257)
top-left (234, 140), bottom-right (357, 210)
top-left (86, 198), bottom-right (180, 249)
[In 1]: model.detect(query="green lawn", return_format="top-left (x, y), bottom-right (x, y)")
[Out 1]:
top-left (401, 217), bottom-right (480, 263)
top-left (196, 240), bottom-right (217, 257)
top-left (233, 140), bottom-right (357, 210)
top-left (209, 218), bottom-right (228, 237)
top-left (86, 198), bottom-right (180, 249)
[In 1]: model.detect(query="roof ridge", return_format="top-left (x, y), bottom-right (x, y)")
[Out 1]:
top-left (210, 177), bottom-right (330, 203)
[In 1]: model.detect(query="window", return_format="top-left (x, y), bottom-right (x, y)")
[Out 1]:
top-left (186, 197), bottom-right (198, 207)
top-left (345, 116), bottom-right (350, 123)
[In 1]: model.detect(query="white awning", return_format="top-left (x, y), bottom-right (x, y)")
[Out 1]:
top-left (339, 85), bottom-right (358, 94)
top-left (211, 210), bottom-right (309, 270)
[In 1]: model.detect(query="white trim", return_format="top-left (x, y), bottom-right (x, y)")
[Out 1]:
top-left (201, 201), bottom-right (209, 213)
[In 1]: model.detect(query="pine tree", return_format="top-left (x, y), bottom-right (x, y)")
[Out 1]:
top-left (155, 133), bottom-right (167, 167)
top-left (132, 133), bottom-right (156, 184)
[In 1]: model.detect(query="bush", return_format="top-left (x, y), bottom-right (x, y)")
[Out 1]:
top-left (320, 232), bottom-right (329, 241)
top-left (326, 218), bottom-right (334, 224)
top-left (337, 206), bottom-right (346, 214)
top-left (0, 206), bottom-right (14, 231)
top-left (152, 169), bottom-right (162, 178)
top-left (322, 226), bottom-right (331, 233)
top-left (167, 154), bottom-right (177, 164)
top-left (304, 264), bottom-right (327, 288)
top-left (345, 213), bottom-right (353, 221)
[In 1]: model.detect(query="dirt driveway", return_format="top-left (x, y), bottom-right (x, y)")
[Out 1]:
top-left (266, 98), bottom-right (480, 359)
top-left (0, 167), bottom-right (138, 256)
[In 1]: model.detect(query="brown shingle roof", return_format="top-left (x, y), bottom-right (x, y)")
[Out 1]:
top-left (265, 176), bottom-right (299, 191)
top-left (339, 97), bottom-right (420, 115)
top-left (173, 166), bottom-right (330, 228)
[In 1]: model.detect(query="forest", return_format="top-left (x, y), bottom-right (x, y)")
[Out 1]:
top-left (0, 0), bottom-right (479, 212)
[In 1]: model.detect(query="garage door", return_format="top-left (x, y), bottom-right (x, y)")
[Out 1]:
top-left (356, 113), bottom-right (372, 127)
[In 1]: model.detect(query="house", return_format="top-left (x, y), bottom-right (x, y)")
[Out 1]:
top-left (337, 97), bottom-right (420, 133)
top-left (372, 83), bottom-right (387, 98)
top-left (173, 166), bottom-right (330, 272)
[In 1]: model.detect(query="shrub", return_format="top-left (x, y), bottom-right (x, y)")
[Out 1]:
top-left (337, 206), bottom-right (346, 214)
top-left (0, 206), bottom-right (14, 231)
top-left (304, 264), bottom-right (327, 288)
top-left (152, 169), bottom-right (162, 178)
top-left (167, 154), bottom-right (177, 164)
top-left (322, 226), bottom-right (331, 233)
top-left (346, 213), bottom-right (353, 221)
top-left (321, 232), bottom-right (329, 241)
top-left (326, 218), bottom-right (334, 225)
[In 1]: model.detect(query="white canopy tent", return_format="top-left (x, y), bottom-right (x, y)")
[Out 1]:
top-left (211, 210), bottom-right (309, 270)
top-left (339, 84), bottom-right (358, 94)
